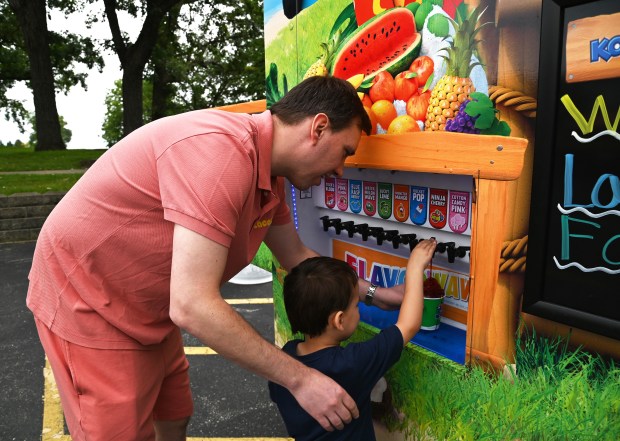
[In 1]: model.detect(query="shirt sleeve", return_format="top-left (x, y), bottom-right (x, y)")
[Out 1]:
top-left (157, 132), bottom-right (254, 247)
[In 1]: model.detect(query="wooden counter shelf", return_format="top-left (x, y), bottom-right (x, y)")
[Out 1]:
top-left (348, 131), bottom-right (529, 369)
top-left (348, 131), bottom-right (527, 181)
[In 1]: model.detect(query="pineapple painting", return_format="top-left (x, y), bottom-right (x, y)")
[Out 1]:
top-left (303, 43), bottom-right (330, 79)
top-left (425, 5), bottom-right (488, 131)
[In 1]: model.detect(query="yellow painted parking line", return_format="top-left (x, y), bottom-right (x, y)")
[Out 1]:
top-left (225, 298), bottom-right (273, 304)
top-left (184, 346), bottom-right (218, 355)
top-left (42, 358), bottom-right (71, 441)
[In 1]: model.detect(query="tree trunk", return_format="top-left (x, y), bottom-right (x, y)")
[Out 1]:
top-left (8, 0), bottom-right (65, 151)
top-left (151, 7), bottom-right (181, 120)
top-left (121, 65), bottom-right (145, 135)
top-left (104, 0), bottom-right (183, 137)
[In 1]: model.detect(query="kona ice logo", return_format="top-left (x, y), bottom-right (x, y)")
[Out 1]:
top-left (590, 35), bottom-right (620, 62)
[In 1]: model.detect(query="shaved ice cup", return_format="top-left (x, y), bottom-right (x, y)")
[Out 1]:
top-left (421, 295), bottom-right (444, 331)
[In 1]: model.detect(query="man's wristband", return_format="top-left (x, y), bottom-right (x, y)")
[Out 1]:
top-left (364, 283), bottom-right (378, 306)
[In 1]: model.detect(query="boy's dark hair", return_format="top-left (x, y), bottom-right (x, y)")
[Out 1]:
top-left (283, 256), bottom-right (358, 337)
top-left (270, 76), bottom-right (372, 136)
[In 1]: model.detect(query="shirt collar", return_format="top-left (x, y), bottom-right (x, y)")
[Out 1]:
top-left (252, 110), bottom-right (275, 192)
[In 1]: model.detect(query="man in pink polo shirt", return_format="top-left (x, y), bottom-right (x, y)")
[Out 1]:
top-left (27, 76), bottom-right (405, 440)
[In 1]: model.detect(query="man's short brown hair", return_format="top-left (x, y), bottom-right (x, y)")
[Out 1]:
top-left (270, 76), bottom-right (372, 135)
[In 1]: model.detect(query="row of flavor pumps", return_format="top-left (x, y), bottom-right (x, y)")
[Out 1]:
top-left (320, 215), bottom-right (470, 263)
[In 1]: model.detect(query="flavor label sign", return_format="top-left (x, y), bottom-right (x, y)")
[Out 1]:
top-left (349, 180), bottom-right (362, 214)
top-left (393, 184), bottom-right (410, 222)
top-left (429, 188), bottom-right (448, 229)
top-left (410, 186), bottom-right (428, 225)
top-left (448, 191), bottom-right (470, 234)
top-left (320, 178), bottom-right (469, 233)
top-left (333, 240), bottom-right (469, 324)
top-left (363, 181), bottom-right (377, 216)
top-left (336, 178), bottom-right (349, 211)
top-left (324, 177), bottom-right (335, 209)
top-left (378, 182), bottom-right (393, 220)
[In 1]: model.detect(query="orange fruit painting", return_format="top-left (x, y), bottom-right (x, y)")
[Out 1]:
top-left (371, 100), bottom-right (398, 131)
top-left (387, 114), bottom-right (420, 134)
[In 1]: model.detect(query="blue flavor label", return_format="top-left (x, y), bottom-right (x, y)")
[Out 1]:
top-left (349, 180), bottom-right (362, 213)
top-left (410, 186), bottom-right (428, 225)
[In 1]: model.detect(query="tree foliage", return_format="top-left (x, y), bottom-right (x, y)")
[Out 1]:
top-left (167, 0), bottom-right (265, 109)
top-left (3, 0), bottom-right (265, 149)
top-left (102, 0), bottom-right (265, 141)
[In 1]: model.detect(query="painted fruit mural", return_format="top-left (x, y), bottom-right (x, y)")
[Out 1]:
top-left (264, 0), bottom-right (510, 136)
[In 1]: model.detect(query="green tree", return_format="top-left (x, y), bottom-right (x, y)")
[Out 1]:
top-left (169, 0), bottom-right (265, 109)
top-left (102, 79), bottom-right (152, 147)
top-left (94, 0), bottom-right (188, 137)
top-left (3, 0), bottom-right (103, 151)
top-left (101, 0), bottom-right (265, 139)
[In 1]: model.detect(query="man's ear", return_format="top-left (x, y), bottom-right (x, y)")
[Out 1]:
top-left (330, 310), bottom-right (346, 331)
top-left (310, 113), bottom-right (329, 145)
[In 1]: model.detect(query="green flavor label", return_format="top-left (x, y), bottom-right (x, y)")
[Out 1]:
top-left (378, 182), bottom-right (393, 220)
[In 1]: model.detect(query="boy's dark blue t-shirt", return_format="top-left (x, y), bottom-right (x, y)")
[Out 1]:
top-left (268, 325), bottom-right (403, 440)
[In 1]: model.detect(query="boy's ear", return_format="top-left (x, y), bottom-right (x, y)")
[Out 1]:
top-left (330, 310), bottom-right (346, 331)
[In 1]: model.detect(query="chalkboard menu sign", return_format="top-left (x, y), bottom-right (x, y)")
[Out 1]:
top-left (523, 0), bottom-right (620, 340)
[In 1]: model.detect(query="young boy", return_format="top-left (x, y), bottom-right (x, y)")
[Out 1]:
top-left (268, 239), bottom-right (437, 440)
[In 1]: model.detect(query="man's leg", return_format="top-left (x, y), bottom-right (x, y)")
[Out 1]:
top-left (35, 319), bottom-right (192, 441)
top-left (153, 327), bottom-right (194, 440)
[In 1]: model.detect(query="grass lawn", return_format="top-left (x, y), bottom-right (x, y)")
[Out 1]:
top-left (0, 147), bottom-right (106, 195)
top-left (0, 147), bottom-right (106, 172)
top-left (0, 174), bottom-right (83, 196)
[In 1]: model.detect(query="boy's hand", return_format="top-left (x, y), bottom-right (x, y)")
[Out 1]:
top-left (408, 239), bottom-right (436, 272)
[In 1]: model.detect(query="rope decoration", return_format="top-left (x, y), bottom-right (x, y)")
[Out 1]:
top-left (488, 86), bottom-right (537, 118)
top-left (499, 235), bottom-right (528, 273)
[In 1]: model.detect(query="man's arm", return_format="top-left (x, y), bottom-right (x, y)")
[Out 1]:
top-left (263, 221), bottom-right (319, 271)
top-left (169, 224), bottom-right (358, 431)
top-left (265, 221), bottom-right (405, 309)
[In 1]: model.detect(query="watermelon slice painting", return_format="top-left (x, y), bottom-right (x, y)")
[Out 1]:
top-left (330, 7), bottom-right (421, 89)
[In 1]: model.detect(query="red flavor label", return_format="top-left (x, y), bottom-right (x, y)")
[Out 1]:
top-left (393, 184), bottom-right (410, 222)
top-left (324, 177), bottom-right (336, 208)
top-left (429, 188), bottom-right (448, 229)
top-left (363, 181), bottom-right (377, 216)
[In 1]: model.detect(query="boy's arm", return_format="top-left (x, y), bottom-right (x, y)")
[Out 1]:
top-left (395, 239), bottom-right (437, 344)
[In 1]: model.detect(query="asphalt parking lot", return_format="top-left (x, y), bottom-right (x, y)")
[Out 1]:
top-left (0, 241), bottom-right (290, 440)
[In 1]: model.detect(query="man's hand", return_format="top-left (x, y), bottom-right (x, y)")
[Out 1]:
top-left (290, 368), bottom-right (359, 431)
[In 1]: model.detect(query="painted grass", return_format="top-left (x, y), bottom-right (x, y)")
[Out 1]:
top-left (251, 242), bottom-right (273, 272)
top-left (385, 326), bottom-right (620, 440)
top-left (265, 0), bottom-right (351, 89)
